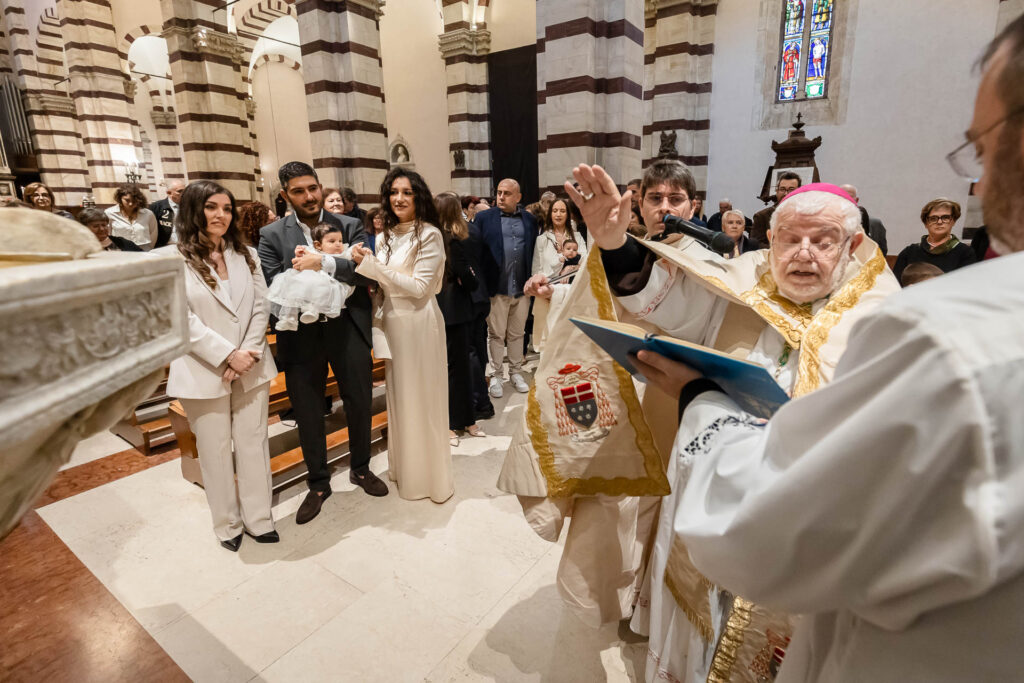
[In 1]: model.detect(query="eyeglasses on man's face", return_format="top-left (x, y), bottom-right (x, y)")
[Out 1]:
top-left (772, 233), bottom-right (849, 259)
top-left (644, 193), bottom-right (689, 208)
top-left (946, 106), bottom-right (1024, 182)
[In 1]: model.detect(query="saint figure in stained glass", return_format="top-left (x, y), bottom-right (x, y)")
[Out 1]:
top-left (809, 37), bottom-right (828, 78)
top-left (812, 0), bottom-right (834, 31)
top-left (785, 0), bottom-right (805, 36)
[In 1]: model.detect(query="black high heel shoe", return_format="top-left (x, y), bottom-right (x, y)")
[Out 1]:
top-left (246, 529), bottom-right (280, 543)
top-left (220, 534), bottom-right (243, 552)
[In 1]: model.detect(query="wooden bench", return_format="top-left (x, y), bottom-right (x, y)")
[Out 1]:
top-left (171, 358), bottom-right (388, 491)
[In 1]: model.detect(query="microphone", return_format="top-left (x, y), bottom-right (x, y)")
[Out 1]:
top-left (659, 214), bottom-right (737, 255)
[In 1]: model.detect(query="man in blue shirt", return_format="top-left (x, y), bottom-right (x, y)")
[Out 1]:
top-left (474, 178), bottom-right (538, 397)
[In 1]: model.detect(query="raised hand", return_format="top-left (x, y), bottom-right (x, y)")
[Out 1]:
top-left (564, 164), bottom-right (633, 251)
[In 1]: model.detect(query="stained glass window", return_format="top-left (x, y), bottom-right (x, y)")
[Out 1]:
top-left (777, 0), bottom-right (836, 102)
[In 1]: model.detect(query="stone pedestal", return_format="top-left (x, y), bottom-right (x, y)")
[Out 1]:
top-left (0, 213), bottom-right (188, 538)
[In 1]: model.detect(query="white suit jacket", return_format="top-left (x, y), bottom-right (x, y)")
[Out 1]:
top-left (167, 246), bottom-right (277, 400)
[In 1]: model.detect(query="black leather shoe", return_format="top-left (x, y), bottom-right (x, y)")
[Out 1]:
top-left (296, 489), bottom-right (331, 525)
top-left (246, 529), bottom-right (280, 543)
top-left (350, 469), bottom-right (389, 497)
top-left (220, 534), bottom-right (243, 552)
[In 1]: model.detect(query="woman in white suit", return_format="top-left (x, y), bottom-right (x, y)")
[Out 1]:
top-left (167, 180), bottom-right (279, 552)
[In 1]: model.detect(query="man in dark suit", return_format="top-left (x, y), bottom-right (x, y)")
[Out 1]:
top-left (150, 179), bottom-right (185, 248)
top-left (258, 162), bottom-right (387, 524)
top-left (474, 178), bottom-right (538, 397)
top-left (752, 171), bottom-right (802, 244)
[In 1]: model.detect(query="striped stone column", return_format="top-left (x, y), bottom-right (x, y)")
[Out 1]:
top-left (642, 0), bottom-right (716, 194)
top-left (161, 0), bottom-right (256, 201)
top-left (150, 109), bottom-right (186, 182)
top-left (0, 0), bottom-right (90, 207)
top-left (536, 0), bottom-right (645, 194)
top-left (58, 0), bottom-right (146, 204)
top-left (296, 0), bottom-right (388, 204)
top-left (439, 0), bottom-right (491, 197)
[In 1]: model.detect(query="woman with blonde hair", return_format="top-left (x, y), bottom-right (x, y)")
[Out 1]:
top-left (167, 180), bottom-right (278, 551)
top-left (350, 168), bottom-right (453, 502)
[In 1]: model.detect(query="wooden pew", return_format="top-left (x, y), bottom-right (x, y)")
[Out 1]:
top-left (171, 358), bottom-right (388, 491)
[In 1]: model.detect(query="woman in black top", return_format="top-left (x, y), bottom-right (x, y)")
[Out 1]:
top-left (434, 192), bottom-right (485, 445)
top-left (893, 198), bottom-right (977, 284)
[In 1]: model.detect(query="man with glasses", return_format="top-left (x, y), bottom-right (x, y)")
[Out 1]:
top-left (752, 170), bottom-right (802, 243)
top-left (513, 160), bottom-right (897, 678)
top-left (611, 14), bottom-right (1024, 682)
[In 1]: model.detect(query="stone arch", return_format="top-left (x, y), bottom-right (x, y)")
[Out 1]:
top-left (239, 0), bottom-right (295, 37)
top-left (250, 53), bottom-right (301, 75)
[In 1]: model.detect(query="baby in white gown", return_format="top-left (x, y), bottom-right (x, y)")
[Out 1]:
top-left (267, 222), bottom-right (355, 331)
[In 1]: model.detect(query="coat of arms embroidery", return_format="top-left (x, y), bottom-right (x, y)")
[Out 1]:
top-left (547, 363), bottom-right (617, 442)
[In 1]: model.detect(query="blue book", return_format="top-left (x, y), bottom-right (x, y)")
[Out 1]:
top-left (570, 316), bottom-right (790, 419)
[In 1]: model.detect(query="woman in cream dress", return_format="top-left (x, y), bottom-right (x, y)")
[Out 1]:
top-left (352, 168), bottom-right (453, 503)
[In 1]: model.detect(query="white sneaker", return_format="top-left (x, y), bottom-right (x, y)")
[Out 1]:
top-left (488, 376), bottom-right (504, 398)
top-left (511, 373), bottom-right (529, 393)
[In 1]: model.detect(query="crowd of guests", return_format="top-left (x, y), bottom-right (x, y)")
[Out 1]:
top-left (6, 152), bottom-right (989, 552)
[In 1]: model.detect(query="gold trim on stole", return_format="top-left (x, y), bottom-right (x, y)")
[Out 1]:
top-left (792, 247), bottom-right (886, 397)
top-left (525, 247), bottom-right (670, 498)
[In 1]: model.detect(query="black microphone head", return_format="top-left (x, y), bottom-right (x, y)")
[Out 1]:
top-left (709, 231), bottom-right (738, 255)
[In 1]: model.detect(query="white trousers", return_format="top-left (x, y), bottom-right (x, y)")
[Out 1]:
top-left (486, 294), bottom-right (531, 378)
top-left (180, 381), bottom-right (275, 541)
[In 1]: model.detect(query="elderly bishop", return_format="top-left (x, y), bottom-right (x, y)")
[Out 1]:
top-left (500, 161), bottom-right (899, 683)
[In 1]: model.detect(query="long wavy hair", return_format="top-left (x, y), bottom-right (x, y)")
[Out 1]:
top-left (542, 197), bottom-right (578, 243)
top-left (236, 200), bottom-right (275, 248)
top-left (377, 167), bottom-right (439, 263)
top-left (176, 181), bottom-right (256, 288)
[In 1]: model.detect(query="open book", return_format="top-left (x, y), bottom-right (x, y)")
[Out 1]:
top-left (570, 316), bottom-right (790, 419)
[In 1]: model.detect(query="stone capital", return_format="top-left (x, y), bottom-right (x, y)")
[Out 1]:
top-left (24, 92), bottom-right (76, 116)
top-left (438, 28), bottom-right (491, 59)
top-left (150, 110), bottom-right (178, 127)
top-left (162, 25), bottom-right (244, 63)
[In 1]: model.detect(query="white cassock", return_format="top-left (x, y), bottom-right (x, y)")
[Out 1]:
top-left (619, 259), bottom-right (798, 682)
top-left (676, 252), bottom-right (1024, 682)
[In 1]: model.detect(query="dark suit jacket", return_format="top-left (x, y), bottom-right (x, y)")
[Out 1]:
top-left (751, 205), bottom-right (775, 244)
top-left (464, 221), bottom-right (491, 309)
top-left (150, 198), bottom-right (176, 248)
top-left (436, 238), bottom-right (478, 326)
top-left (858, 206), bottom-right (888, 256)
top-left (257, 211), bottom-right (373, 354)
top-left (473, 205), bottom-right (538, 298)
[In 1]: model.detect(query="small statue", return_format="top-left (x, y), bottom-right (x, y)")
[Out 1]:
top-left (658, 130), bottom-right (678, 158)
top-left (453, 149), bottom-right (466, 170)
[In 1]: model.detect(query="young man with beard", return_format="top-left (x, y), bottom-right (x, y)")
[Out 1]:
top-left (628, 15), bottom-right (1024, 682)
top-left (258, 162), bottom-right (388, 525)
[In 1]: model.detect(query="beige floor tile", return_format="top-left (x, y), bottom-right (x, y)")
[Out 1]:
top-left (257, 578), bottom-right (473, 683)
top-left (154, 562), bottom-right (362, 682)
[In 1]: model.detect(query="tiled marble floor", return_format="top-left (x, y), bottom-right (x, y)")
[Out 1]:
top-left (33, 388), bottom-right (648, 682)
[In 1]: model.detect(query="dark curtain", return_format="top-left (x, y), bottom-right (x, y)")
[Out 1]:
top-left (487, 45), bottom-right (538, 204)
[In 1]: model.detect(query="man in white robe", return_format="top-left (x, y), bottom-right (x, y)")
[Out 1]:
top-left (519, 162), bottom-right (897, 679)
top-left (631, 17), bottom-right (1024, 682)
